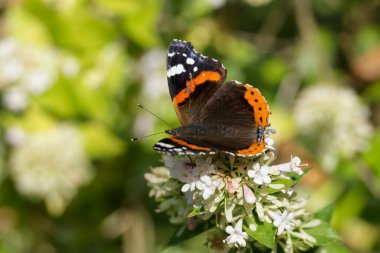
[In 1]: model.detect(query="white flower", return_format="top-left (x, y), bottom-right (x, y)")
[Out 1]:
top-left (208, 0), bottom-right (226, 8)
top-left (223, 219), bottom-right (249, 247)
top-left (195, 175), bottom-right (223, 200)
top-left (24, 68), bottom-right (56, 94)
top-left (2, 87), bottom-right (28, 112)
top-left (226, 177), bottom-right (241, 194)
top-left (265, 136), bottom-right (275, 150)
top-left (294, 83), bottom-right (373, 169)
top-left (194, 157), bottom-right (216, 175)
top-left (61, 57), bottom-right (80, 78)
top-left (10, 125), bottom-right (93, 216)
top-left (166, 156), bottom-right (215, 192)
top-left (144, 167), bottom-right (170, 185)
top-left (272, 156), bottom-right (306, 175)
top-left (268, 210), bottom-right (295, 235)
top-left (247, 163), bottom-right (271, 185)
top-left (1, 58), bottom-right (24, 83)
top-left (0, 37), bottom-right (60, 98)
top-left (4, 127), bottom-right (25, 146)
top-left (243, 184), bottom-right (256, 204)
top-left (139, 50), bottom-right (167, 99)
top-left (164, 156), bottom-right (191, 181)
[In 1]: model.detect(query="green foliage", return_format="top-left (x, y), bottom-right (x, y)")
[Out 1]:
top-left (304, 221), bottom-right (339, 246)
top-left (245, 215), bottom-right (276, 249)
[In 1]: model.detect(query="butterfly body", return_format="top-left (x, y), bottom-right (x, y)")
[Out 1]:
top-left (154, 39), bottom-right (270, 157)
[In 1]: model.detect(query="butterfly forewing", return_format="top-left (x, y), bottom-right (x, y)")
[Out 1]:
top-left (167, 40), bottom-right (226, 125)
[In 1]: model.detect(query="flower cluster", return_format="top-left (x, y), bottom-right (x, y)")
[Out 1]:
top-left (145, 145), bottom-right (323, 252)
top-left (10, 125), bottom-right (93, 216)
top-left (0, 37), bottom-right (80, 112)
top-left (293, 83), bottom-right (373, 170)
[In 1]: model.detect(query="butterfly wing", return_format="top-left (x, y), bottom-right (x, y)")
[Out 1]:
top-left (195, 80), bottom-right (270, 156)
top-left (154, 137), bottom-right (217, 156)
top-left (167, 39), bottom-right (227, 125)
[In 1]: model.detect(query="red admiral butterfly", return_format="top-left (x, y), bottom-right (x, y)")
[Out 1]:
top-left (154, 39), bottom-right (270, 157)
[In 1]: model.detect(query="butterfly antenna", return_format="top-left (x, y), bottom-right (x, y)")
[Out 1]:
top-left (137, 104), bottom-right (172, 128)
top-left (131, 131), bottom-right (166, 141)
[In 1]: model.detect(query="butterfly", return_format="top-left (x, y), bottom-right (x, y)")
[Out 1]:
top-left (153, 39), bottom-right (270, 157)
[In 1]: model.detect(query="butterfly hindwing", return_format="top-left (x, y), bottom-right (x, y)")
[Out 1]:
top-left (154, 137), bottom-right (216, 156)
top-left (199, 80), bottom-right (270, 155)
top-left (172, 81), bottom-right (269, 156)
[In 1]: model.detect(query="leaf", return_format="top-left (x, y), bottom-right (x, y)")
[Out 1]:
top-left (268, 178), bottom-right (295, 194)
top-left (268, 169), bottom-right (312, 194)
top-left (304, 220), bottom-right (339, 246)
top-left (80, 123), bottom-right (126, 158)
top-left (315, 203), bottom-right (335, 223)
top-left (164, 222), bottom-right (211, 248)
top-left (244, 215), bottom-right (276, 249)
top-left (187, 207), bottom-right (202, 218)
top-left (319, 241), bottom-right (353, 253)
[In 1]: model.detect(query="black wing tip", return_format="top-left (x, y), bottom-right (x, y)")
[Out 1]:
top-left (169, 39), bottom-right (193, 50)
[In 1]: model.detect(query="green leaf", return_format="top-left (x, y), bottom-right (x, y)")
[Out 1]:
top-left (304, 220), bottom-right (339, 246)
top-left (315, 203), bottom-right (335, 223)
top-left (319, 241), bottom-right (353, 253)
top-left (121, 0), bottom-right (160, 48)
top-left (187, 207), bottom-right (202, 218)
top-left (362, 81), bottom-right (380, 104)
top-left (164, 222), bottom-right (211, 248)
top-left (80, 123), bottom-right (125, 159)
top-left (268, 178), bottom-right (296, 194)
top-left (244, 215), bottom-right (276, 249)
top-left (268, 168), bottom-right (312, 193)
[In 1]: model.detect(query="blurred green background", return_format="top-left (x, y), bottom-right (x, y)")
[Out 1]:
top-left (0, 0), bottom-right (379, 252)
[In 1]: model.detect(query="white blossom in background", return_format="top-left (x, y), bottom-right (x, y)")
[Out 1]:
top-left (10, 125), bottom-right (93, 216)
top-left (4, 127), bottom-right (26, 146)
top-left (0, 37), bottom-right (81, 111)
top-left (2, 86), bottom-right (28, 112)
top-left (0, 38), bottom-right (58, 92)
top-left (208, 0), bottom-right (226, 9)
top-left (294, 83), bottom-right (373, 170)
top-left (84, 43), bottom-right (122, 89)
top-left (61, 57), bottom-right (80, 78)
top-left (139, 50), bottom-right (167, 99)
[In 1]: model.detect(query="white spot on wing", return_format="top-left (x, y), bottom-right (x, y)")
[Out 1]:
top-left (167, 64), bottom-right (186, 77)
top-left (186, 58), bottom-right (195, 65)
top-left (157, 142), bottom-right (174, 148)
top-left (182, 53), bottom-right (187, 57)
top-left (193, 66), bottom-right (198, 72)
top-left (168, 52), bottom-right (175, 57)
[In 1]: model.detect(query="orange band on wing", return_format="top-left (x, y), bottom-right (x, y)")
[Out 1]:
top-left (237, 140), bottom-right (266, 156)
top-left (173, 71), bottom-right (222, 106)
top-left (243, 84), bottom-right (270, 128)
top-left (169, 137), bottom-right (211, 151)
top-left (236, 84), bottom-right (270, 156)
